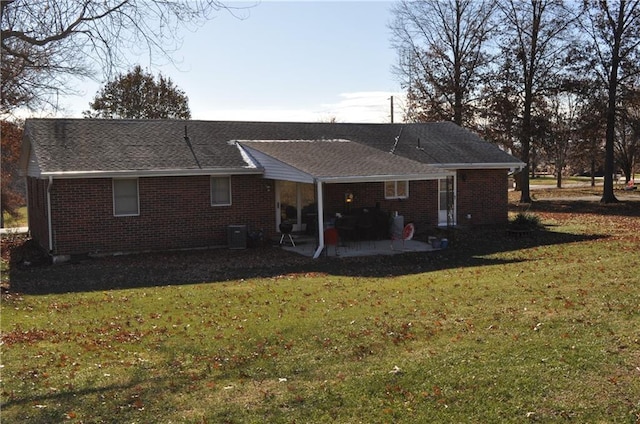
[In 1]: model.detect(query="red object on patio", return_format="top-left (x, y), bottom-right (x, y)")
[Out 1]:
top-left (403, 223), bottom-right (415, 240)
top-left (324, 227), bottom-right (339, 256)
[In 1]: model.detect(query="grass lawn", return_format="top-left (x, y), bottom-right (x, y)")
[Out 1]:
top-left (2, 196), bottom-right (639, 423)
top-left (528, 175), bottom-right (603, 186)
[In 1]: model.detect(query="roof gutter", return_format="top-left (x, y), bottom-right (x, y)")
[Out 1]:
top-left (431, 162), bottom-right (525, 172)
top-left (37, 167), bottom-right (263, 179)
top-left (317, 172), bottom-right (453, 184)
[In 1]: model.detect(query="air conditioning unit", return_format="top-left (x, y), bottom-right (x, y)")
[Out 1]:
top-left (227, 225), bottom-right (247, 249)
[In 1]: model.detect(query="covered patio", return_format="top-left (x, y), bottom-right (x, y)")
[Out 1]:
top-left (238, 139), bottom-right (453, 258)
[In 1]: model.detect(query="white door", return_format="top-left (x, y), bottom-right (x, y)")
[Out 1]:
top-left (438, 176), bottom-right (456, 226)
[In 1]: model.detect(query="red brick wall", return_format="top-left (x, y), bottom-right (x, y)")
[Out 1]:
top-left (31, 170), bottom-right (509, 256)
top-left (45, 175), bottom-right (275, 256)
top-left (456, 169), bottom-right (509, 226)
top-left (323, 180), bottom-right (439, 231)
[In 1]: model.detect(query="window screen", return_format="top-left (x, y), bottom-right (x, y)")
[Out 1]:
top-left (211, 176), bottom-right (231, 206)
top-left (113, 179), bottom-right (139, 216)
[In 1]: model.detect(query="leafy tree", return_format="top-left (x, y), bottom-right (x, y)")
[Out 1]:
top-left (84, 66), bottom-right (191, 119)
top-left (1, 0), bottom-right (238, 115)
top-left (579, 0), bottom-right (640, 202)
top-left (1, 120), bottom-right (24, 227)
top-left (390, 0), bottom-right (497, 126)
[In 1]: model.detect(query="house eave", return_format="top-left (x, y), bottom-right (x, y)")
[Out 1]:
top-left (318, 172), bottom-right (454, 184)
top-left (433, 162), bottom-right (525, 172)
top-left (33, 167), bottom-right (263, 179)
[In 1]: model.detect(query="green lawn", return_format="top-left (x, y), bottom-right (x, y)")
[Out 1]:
top-left (528, 175), bottom-right (602, 186)
top-left (2, 203), bottom-right (639, 423)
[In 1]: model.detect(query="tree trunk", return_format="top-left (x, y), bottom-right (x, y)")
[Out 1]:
top-left (557, 170), bottom-right (562, 188)
top-left (520, 88), bottom-right (533, 203)
top-left (514, 171), bottom-right (522, 191)
top-left (601, 3), bottom-right (624, 203)
top-left (520, 145), bottom-right (532, 202)
top-left (602, 107), bottom-right (617, 197)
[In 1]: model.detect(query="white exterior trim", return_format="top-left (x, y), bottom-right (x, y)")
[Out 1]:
top-left (432, 163), bottom-right (525, 171)
top-left (239, 144), bottom-right (314, 184)
top-left (318, 173), bottom-right (451, 183)
top-left (29, 168), bottom-right (261, 179)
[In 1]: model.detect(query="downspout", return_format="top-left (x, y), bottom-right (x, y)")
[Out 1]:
top-left (312, 180), bottom-right (325, 259)
top-left (46, 176), bottom-right (54, 252)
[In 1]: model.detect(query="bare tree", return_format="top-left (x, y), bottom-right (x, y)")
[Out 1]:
top-left (478, 56), bottom-right (522, 156)
top-left (390, 0), bottom-right (497, 126)
top-left (1, 0), bottom-right (246, 115)
top-left (579, 0), bottom-right (640, 202)
top-left (544, 87), bottom-right (586, 188)
top-left (616, 84), bottom-right (640, 183)
top-left (495, 0), bottom-right (578, 203)
top-left (570, 91), bottom-right (607, 186)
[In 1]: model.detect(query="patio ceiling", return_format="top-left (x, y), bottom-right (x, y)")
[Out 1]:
top-left (237, 139), bottom-right (453, 184)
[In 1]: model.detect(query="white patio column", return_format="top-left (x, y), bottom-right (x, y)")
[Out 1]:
top-left (312, 179), bottom-right (325, 259)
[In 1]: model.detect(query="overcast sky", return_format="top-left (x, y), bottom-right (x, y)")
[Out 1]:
top-left (48, 1), bottom-right (404, 123)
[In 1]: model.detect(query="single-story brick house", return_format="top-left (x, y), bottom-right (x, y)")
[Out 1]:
top-left (20, 119), bottom-right (523, 259)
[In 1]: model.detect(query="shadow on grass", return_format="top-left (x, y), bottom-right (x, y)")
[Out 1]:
top-left (0, 379), bottom-right (144, 409)
top-left (0, 374), bottom-right (180, 424)
top-left (7, 226), bottom-right (606, 295)
top-left (10, 195), bottom-right (633, 295)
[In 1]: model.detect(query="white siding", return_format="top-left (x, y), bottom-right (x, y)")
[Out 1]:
top-left (241, 145), bottom-right (314, 183)
top-left (27, 148), bottom-right (42, 178)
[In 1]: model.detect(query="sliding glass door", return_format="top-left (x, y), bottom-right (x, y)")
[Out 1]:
top-left (276, 181), bottom-right (316, 232)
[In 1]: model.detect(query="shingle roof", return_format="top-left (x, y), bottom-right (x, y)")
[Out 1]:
top-left (394, 122), bottom-right (521, 166)
top-left (22, 119), bottom-right (523, 178)
top-left (239, 140), bottom-right (446, 182)
top-left (22, 119), bottom-right (252, 175)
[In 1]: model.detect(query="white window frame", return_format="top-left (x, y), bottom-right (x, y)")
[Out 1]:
top-left (211, 176), bottom-right (232, 206)
top-left (384, 180), bottom-right (409, 200)
top-left (113, 178), bottom-right (140, 217)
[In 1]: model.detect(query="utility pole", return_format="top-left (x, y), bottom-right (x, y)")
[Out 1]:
top-left (390, 95), bottom-right (394, 123)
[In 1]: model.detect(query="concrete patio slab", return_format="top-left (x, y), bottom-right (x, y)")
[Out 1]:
top-left (280, 236), bottom-right (438, 258)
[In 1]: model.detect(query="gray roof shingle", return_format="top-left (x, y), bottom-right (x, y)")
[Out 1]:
top-left (239, 140), bottom-right (446, 181)
top-left (22, 119), bottom-right (523, 177)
